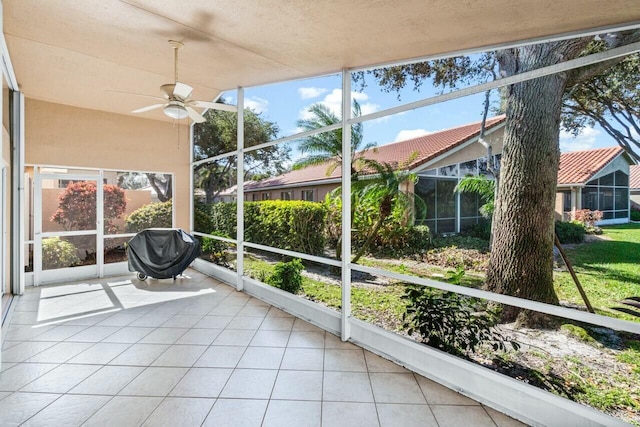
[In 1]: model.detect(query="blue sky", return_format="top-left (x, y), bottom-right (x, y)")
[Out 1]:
top-left (224, 72), bottom-right (620, 161)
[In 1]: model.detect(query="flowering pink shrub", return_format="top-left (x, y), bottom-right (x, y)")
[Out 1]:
top-left (571, 209), bottom-right (603, 227)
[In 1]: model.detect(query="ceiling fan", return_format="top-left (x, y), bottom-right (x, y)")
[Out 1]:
top-left (130, 40), bottom-right (236, 123)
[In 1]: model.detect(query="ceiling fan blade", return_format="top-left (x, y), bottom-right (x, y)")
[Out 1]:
top-left (173, 82), bottom-right (193, 100)
top-left (186, 106), bottom-right (206, 123)
top-left (131, 103), bottom-right (166, 113)
top-left (190, 100), bottom-right (238, 112)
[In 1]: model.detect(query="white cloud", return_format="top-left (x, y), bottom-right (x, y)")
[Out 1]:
top-left (298, 89), bottom-right (380, 121)
top-left (394, 129), bottom-right (434, 142)
top-left (244, 96), bottom-right (269, 114)
top-left (298, 87), bottom-right (328, 100)
top-left (559, 126), bottom-right (600, 152)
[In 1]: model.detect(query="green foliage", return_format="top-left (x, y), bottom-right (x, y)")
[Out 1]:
top-left (560, 324), bottom-right (599, 346)
top-left (209, 202), bottom-right (238, 236)
top-left (194, 204), bottom-right (215, 235)
top-left (125, 201), bottom-right (172, 233)
top-left (51, 181), bottom-right (126, 233)
top-left (617, 340), bottom-right (640, 375)
top-left (42, 237), bottom-right (80, 270)
top-left (402, 284), bottom-right (518, 357)
top-left (630, 209), bottom-right (640, 221)
top-left (201, 233), bottom-right (233, 268)
top-left (461, 221), bottom-right (491, 241)
top-left (555, 220), bottom-right (586, 244)
top-left (455, 176), bottom-right (496, 218)
top-left (267, 258), bottom-right (304, 294)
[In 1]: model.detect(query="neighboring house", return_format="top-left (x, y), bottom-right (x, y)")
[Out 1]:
top-left (631, 165), bottom-right (640, 205)
top-left (556, 146), bottom-right (635, 225)
top-left (242, 116), bottom-right (635, 232)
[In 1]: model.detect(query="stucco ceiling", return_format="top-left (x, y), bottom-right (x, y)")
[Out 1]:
top-left (4, 0), bottom-right (640, 122)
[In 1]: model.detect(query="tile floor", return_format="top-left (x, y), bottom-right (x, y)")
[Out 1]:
top-left (0, 269), bottom-right (526, 426)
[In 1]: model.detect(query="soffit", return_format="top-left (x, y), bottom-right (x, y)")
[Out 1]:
top-left (5, 0), bottom-right (640, 122)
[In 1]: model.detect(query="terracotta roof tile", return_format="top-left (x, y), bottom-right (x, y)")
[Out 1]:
top-left (557, 146), bottom-right (624, 185)
top-left (630, 164), bottom-right (640, 189)
top-left (246, 116), bottom-right (506, 190)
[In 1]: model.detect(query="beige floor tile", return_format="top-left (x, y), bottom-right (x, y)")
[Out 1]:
top-left (169, 367), bottom-right (233, 397)
top-left (288, 331), bottom-right (325, 348)
top-left (21, 364), bottom-right (100, 393)
top-left (69, 365), bottom-right (145, 395)
top-left (280, 348), bottom-right (324, 371)
top-left (138, 327), bottom-right (188, 344)
top-left (4, 325), bottom-right (55, 341)
top-left (324, 349), bottom-right (367, 372)
top-left (27, 325), bottom-right (89, 341)
top-left (161, 314), bottom-right (203, 328)
top-left (220, 369), bottom-right (278, 399)
top-left (484, 406), bottom-right (529, 427)
top-left (324, 333), bottom-right (358, 349)
top-left (265, 307), bottom-right (294, 318)
top-left (21, 394), bottom-right (110, 427)
top-left (142, 397), bottom-right (214, 427)
top-left (129, 313), bottom-right (173, 328)
top-left (101, 327), bottom-right (154, 343)
top-left (227, 316), bottom-right (264, 330)
top-left (1, 341), bottom-right (57, 363)
top-left (151, 344), bottom-right (207, 367)
top-left (202, 398), bottom-right (268, 427)
top-left (67, 342), bottom-right (131, 365)
top-left (0, 363), bottom-right (58, 391)
top-left (376, 403), bottom-right (438, 427)
top-left (108, 343), bottom-right (169, 366)
top-left (97, 313), bottom-right (143, 327)
top-left (250, 330), bottom-right (291, 347)
top-left (323, 371), bottom-right (374, 403)
top-left (0, 392), bottom-right (60, 426)
top-left (175, 328), bottom-right (222, 345)
top-left (259, 317), bottom-right (294, 331)
top-left (292, 319), bottom-right (324, 332)
top-left (213, 329), bottom-right (256, 346)
top-left (196, 314), bottom-right (235, 329)
top-left (66, 325), bottom-right (121, 342)
top-left (237, 305), bottom-right (270, 317)
top-left (119, 366), bottom-right (188, 396)
top-left (364, 351), bottom-right (408, 373)
top-left (263, 400), bottom-right (321, 427)
top-left (194, 345), bottom-right (246, 368)
top-left (322, 402), bottom-right (379, 427)
top-left (369, 373), bottom-right (426, 404)
top-left (83, 396), bottom-right (163, 427)
top-left (26, 341), bottom-right (93, 363)
top-left (271, 370), bottom-right (323, 401)
top-left (208, 305), bottom-right (244, 316)
top-left (430, 405), bottom-right (498, 427)
top-left (416, 376), bottom-right (479, 405)
top-left (237, 347), bottom-right (285, 369)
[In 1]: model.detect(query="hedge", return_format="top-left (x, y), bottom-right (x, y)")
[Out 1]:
top-left (555, 220), bottom-right (585, 244)
top-left (125, 201), bottom-right (172, 233)
top-left (204, 201), bottom-right (327, 256)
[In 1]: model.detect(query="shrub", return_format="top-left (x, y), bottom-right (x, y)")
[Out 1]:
top-left (42, 237), bottom-right (80, 270)
top-left (267, 258), bottom-right (304, 294)
top-left (194, 204), bottom-right (215, 234)
top-left (631, 209), bottom-right (640, 222)
top-left (125, 201), bottom-right (172, 233)
top-left (555, 220), bottom-right (585, 244)
top-left (572, 209), bottom-right (603, 227)
top-left (207, 202), bottom-right (237, 236)
top-left (461, 221), bottom-right (491, 241)
top-left (402, 284), bottom-right (518, 357)
top-left (51, 181), bottom-right (126, 233)
top-left (201, 233), bottom-right (233, 268)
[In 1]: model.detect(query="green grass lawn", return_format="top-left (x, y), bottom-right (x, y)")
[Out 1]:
top-left (554, 223), bottom-right (640, 322)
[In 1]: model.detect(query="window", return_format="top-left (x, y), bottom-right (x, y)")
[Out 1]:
top-left (251, 193), bottom-right (258, 201)
top-left (261, 192), bottom-right (271, 201)
top-left (581, 171), bottom-right (629, 220)
top-left (281, 191), bottom-right (292, 200)
top-left (562, 191), bottom-right (571, 212)
top-left (301, 190), bottom-right (314, 202)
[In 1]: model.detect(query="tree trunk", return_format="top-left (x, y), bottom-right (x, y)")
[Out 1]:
top-left (486, 41), bottom-right (588, 327)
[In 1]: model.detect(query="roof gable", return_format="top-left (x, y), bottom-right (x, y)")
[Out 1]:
top-left (631, 165), bottom-right (640, 190)
top-left (557, 146), bottom-right (625, 185)
top-left (246, 116), bottom-right (505, 190)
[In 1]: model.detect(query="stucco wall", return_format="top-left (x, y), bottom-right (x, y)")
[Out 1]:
top-left (244, 183), bottom-right (338, 202)
top-left (25, 99), bottom-right (191, 229)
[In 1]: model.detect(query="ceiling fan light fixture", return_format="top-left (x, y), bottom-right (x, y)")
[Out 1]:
top-left (164, 101), bottom-right (188, 119)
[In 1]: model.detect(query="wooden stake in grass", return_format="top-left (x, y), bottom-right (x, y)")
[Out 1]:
top-left (554, 233), bottom-right (595, 314)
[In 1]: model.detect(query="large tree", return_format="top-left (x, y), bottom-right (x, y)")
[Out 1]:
top-left (294, 101), bottom-right (377, 179)
top-left (193, 106), bottom-right (290, 203)
top-left (357, 30), bottom-right (640, 325)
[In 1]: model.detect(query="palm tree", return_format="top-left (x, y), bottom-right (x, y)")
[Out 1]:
top-left (454, 175), bottom-right (496, 218)
top-left (351, 161), bottom-right (425, 264)
top-left (293, 101), bottom-right (376, 179)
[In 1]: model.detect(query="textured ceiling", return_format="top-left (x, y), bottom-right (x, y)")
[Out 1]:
top-left (4, 0), bottom-right (640, 122)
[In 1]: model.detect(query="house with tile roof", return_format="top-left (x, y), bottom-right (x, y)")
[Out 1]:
top-left (242, 117), bottom-right (635, 232)
top-left (631, 165), bottom-right (640, 205)
top-left (556, 146), bottom-right (635, 224)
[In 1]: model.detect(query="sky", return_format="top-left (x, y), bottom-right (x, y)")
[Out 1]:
top-left (222, 72), bottom-right (622, 162)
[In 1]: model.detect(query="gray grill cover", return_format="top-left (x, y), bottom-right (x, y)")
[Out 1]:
top-left (127, 228), bottom-right (201, 279)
